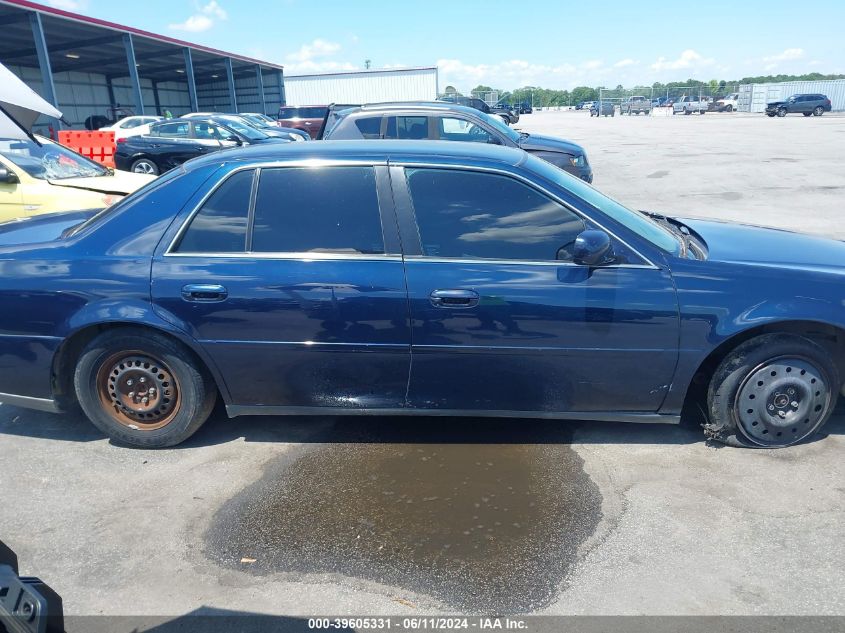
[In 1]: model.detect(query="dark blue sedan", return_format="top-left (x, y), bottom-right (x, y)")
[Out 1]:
top-left (0, 141), bottom-right (842, 449)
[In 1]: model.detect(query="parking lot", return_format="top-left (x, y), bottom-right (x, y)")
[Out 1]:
top-left (1, 110), bottom-right (844, 624)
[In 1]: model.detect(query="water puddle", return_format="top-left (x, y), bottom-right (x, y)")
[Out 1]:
top-left (205, 418), bottom-right (601, 613)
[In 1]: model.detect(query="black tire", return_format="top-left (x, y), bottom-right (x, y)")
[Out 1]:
top-left (777, 107), bottom-right (788, 117)
top-left (684, 108), bottom-right (691, 115)
top-left (705, 333), bottom-right (839, 448)
top-left (74, 328), bottom-right (217, 448)
top-left (766, 112), bottom-right (776, 117)
top-left (803, 112), bottom-right (813, 117)
top-left (725, 105), bottom-right (733, 113)
top-left (130, 158), bottom-right (159, 175)
top-left (813, 106), bottom-right (824, 116)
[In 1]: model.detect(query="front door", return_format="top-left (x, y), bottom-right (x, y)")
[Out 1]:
top-left (151, 164), bottom-right (410, 409)
top-left (393, 166), bottom-right (679, 414)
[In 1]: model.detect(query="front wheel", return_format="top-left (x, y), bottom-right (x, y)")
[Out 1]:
top-left (777, 107), bottom-right (788, 117)
top-left (813, 106), bottom-right (824, 116)
top-left (725, 105), bottom-right (733, 112)
top-left (766, 112), bottom-right (776, 117)
top-left (74, 328), bottom-right (217, 448)
top-left (705, 333), bottom-right (839, 448)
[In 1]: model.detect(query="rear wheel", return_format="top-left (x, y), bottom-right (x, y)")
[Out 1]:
top-left (705, 333), bottom-right (839, 448)
top-left (130, 158), bottom-right (159, 175)
top-left (74, 329), bottom-right (217, 448)
top-left (803, 112), bottom-right (813, 117)
top-left (813, 106), bottom-right (824, 116)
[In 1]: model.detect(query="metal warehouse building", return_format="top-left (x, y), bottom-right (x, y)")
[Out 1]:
top-left (284, 67), bottom-right (439, 105)
top-left (0, 0), bottom-right (285, 131)
top-left (739, 79), bottom-right (845, 113)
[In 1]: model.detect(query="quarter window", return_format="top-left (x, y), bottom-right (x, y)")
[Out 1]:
top-left (355, 117), bottom-right (383, 139)
top-left (252, 167), bottom-right (384, 254)
top-left (406, 168), bottom-right (586, 261)
top-left (175, 170), bottom-right (253, 253)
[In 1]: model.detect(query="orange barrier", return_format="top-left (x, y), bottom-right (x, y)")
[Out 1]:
top-left (58, 130), bottom-right (116, 168)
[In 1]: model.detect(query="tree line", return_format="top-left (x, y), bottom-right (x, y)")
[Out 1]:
top-left (452, 73), bottom-right (845, 107)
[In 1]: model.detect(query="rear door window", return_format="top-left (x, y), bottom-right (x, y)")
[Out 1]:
top-left (152, 121), bottom-right (190, 138)
top-left (251, 167), bottom-right (384, 254)
top-left (384, 116), bottom-right (428, 140)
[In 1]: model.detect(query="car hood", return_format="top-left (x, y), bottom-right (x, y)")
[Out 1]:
top-left (518, 133), bottom-right (585, 156)
top-left (47, 171), bottom-right (154, 195)
top-left (679, 217), bottom-right (845, 273)
top-left (766, 101), bottom-right (786, 107)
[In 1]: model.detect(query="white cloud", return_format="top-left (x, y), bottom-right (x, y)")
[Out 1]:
top-left (614, 58), bottom-right (638, 68)
top-left (437, 58), bottom-right (587, 91)
top-left (46, 0), bottom-right (88, 9)
top-left (583, 59), bottom-right (603, 70)
top-left (169, 1), bottom-right (228, 33)
top-left (286, 60), bottom-right (358, 75)
top-left (651, 49), bottom-right (714, 71)
top-left (763, 48), bottom-right (805, 62)
top-left (287, 39), bottom-right (342, 63)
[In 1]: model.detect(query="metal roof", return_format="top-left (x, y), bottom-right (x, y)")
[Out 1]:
top-left (287, 66), bottom-right (437, 80)
top-left (0, 0), bottom-right (282, 83)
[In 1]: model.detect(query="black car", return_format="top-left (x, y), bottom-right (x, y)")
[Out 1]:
top-left (590, 101), bottom-right (615, 117)
top-left (519, 102), bottom-right (533, 114)
top-left (765, 93), bottom-right (832, 117)
top-left (321, 101), bottom-right (592, 182)
top-left (114, 118), bottom-right (288, 175)
top-left (206, 114), bottom-right (310, 142)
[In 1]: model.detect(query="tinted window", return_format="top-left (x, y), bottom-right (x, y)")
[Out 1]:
top-left (436, 117), bottom-right (494, 143)
top-left (193, 121), bottom-right (225, 139)
top-left (176, 170), bottom-right (253, 253)
top-left (279, 107), bottom-right (297, 119)
top-left (152, 121), bottom-right (189, 138)
top-left (252, 167), bottom-right (384, 254)
top-left (302, 107), bottom-right (327, 118)
top-left (406, 168), bottom-right (586, 261)
top-left (355, 117), bottom-right (383, 139)
top-left (384, 116), bottom-right (428, 140)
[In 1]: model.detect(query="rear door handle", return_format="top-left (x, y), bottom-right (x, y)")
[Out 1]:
top-left (429, 289), bottom-right (479, 308)
top-left (181, 284), bottom-right (228, 302)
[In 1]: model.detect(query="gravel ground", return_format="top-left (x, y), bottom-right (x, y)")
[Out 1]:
top-left (1, 110), bottom-right (843, 627)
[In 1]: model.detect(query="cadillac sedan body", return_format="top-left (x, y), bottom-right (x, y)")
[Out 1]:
top-left (0, 141), bottom-right (843, 449)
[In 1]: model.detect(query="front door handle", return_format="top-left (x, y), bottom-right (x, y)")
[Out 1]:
top-left (429, 289), bottom-right (480, 308)
top-left (181, 284), bottom-right (228, 302)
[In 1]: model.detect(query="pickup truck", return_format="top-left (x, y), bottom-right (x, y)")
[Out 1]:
top-left (621, 95), bottom-right (651, 115)
top-left (673, 96), bottom-right (707, 115)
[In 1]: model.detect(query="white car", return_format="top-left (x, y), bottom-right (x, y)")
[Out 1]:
top-left (716, 93), bottom-right (740, 112)
top-left (99, 116), bottom-right (162, 138)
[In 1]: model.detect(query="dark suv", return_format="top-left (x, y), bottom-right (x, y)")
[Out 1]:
top-left (765, 94), bottom-right (832, 117)
top-left (321, 101), bottom-right (591, 182)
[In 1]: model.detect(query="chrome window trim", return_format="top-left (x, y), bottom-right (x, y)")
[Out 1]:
top-left (165, 159), bottom-right (388, 257)
top-left (402, 256), bottom-right (656, 269)
top-left (394, 161), bottom-right (661, 270)
top-left (164, 251), bottom-right (403, 261)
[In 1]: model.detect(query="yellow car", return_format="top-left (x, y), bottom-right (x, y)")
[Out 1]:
top-left (0, 135), bottom-right (154, 224)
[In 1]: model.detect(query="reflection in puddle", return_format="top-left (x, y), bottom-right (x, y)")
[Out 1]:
top-left (206, 418), bottom-right (602, 613)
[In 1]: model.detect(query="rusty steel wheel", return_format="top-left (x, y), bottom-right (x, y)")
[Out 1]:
top-left (75, 328), bottom-right (216, 447)
top-left (96, 352), bottom-right (181, 430)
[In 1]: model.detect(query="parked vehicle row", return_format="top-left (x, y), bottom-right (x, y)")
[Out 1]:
top-left (765, 93), bottom-right (831, 117)
top-left (590, 101), bottom-right (614, 117)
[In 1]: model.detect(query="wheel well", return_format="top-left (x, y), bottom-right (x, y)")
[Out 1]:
top-left (682, 321), bottom-right (845, 414)
top-left (51, 322), bottom-right (221, 410)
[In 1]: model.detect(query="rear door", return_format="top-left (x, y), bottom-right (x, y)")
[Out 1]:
top-left (391, 164), bottom-right (679, 414)
top-left (148, 121), bottom-right (202, 170)
top-left (151, 162), bottom-right (411, 410)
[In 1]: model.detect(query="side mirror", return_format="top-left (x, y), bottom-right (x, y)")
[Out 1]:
top-left (0, 166), bottom-right (19, 184)
top-left (571, 229), bottom-right (615, 266)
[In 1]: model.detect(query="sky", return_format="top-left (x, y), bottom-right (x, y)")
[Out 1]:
top-left (44, 0), bottom-right (845, 91)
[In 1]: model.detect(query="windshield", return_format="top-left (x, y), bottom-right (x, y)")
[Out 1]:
top-left (241, 114), bottom-right (270, 128)
top-left (482, 113), bottom-right (521, 143)
top-left (0, 136), bottom-right (108, 180)
top-left (525, 153), bottom-right (681, 255)
top-left (218, 118), bottom-right (269, 141)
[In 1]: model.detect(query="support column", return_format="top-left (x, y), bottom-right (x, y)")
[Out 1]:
top-left (183, 47), bottom-right (199, 112)
top-left (255, 65), bottom-right (266, 115)
top-left (123, 33), bottom-right (144, 115)
top-left (225, 57), bottom-right (237, 113)
top-left (152, 81), bottom-right (162, 115)
top-left (29, 11), bottom-right (61, 129)
top-left (277, 69), bottom-right (286, 107)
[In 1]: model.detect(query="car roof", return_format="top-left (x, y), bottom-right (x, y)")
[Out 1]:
top-left (340, 101), bottom-right (488, 117)
top-left (185, 139), bottom-right (526, 170)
